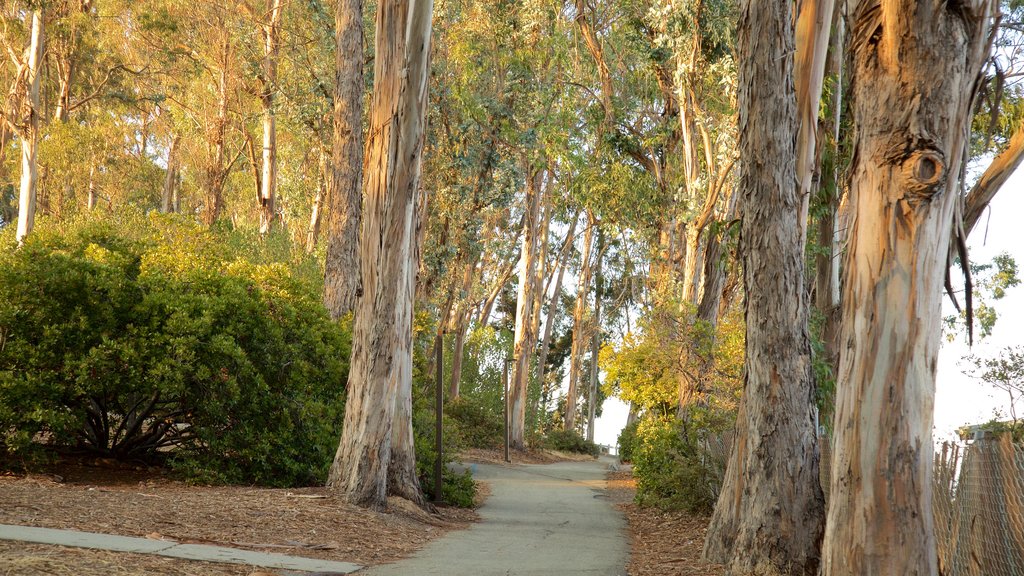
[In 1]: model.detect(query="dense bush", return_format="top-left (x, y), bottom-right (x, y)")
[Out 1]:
top-left (542, 429), bottom-right (600, 457)
top-left (446, 395), bottom-right (504, 449)
top-left (617, 420), bottom-right (639, 463)
top-left (0, 212), bottom-right (349, 486)
top-left (631, 417), bottom-right (727, 513)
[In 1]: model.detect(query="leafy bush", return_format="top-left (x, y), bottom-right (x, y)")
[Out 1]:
top-left (617, 420), bottom-right (639, 463)
top-left (543, 429), bottom-right (600, 457)
top-left (446, 395), bottom-right (504, 449)
top-left (632, 417), bottom-right (727, 513)
top-left (0, 212), bottom-right (349, 486)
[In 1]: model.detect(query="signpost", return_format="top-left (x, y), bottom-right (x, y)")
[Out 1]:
top-left (503, 357), bottom-right (511, 463)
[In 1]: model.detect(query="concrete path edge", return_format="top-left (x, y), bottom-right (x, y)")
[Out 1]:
top-left (0, 523), bottom-right (363, 573)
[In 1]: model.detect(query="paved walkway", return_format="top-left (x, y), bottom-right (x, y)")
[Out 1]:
top-left (0, 524), bottom-right (362, 573)
top-left (364, 457), bottom-right (628, 576)
top-left (0, 457), bottom-right (627, 575)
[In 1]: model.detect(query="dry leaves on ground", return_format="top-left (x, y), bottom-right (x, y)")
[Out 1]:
top-left (606, 469), bottom-right (724, 576)
top-left (0, 461), bottom-right (481, 576)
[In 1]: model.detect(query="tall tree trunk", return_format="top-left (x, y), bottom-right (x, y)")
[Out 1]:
top-left (822, 3), bottom-right (997, 574)
top-left (307, 151), bottom-right (329, 253)
top-left (510, 169), bottom-right (543, 450)
top-left (15, 9), bottom-right (43, 245)
top-left (258, 0), bottom-right (283, 234)
top-left (161, 135), bottom-right (181, 213)
top-left (327, 0), bottom-right (433, 510)
top-left (388, 187), bottom-right (427, 506)
top-left (533, 213), bottom-right (579, 418)
top-left (476, 255), bottom-right (518, 327)
top-left (448, 255), bottom-right (479, 400)
top-left (702, 0), bottom-right (825, 572)
top-left (586, 227), bottom-right (604, 443)
top-left (204, 38), bottom-right (231, 226)
top-left (324, 0), bottom-right (365, 318)
top-left (564, 212), bottom-right (595, 433)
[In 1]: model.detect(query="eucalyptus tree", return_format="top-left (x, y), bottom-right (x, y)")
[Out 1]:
top-left (324, 0), bottom-right (364, 317)
top-left (328, 0), bottom-right (434, 509)
top-left (702, 0), bottom-right (825, 573)
top-left (823, 2), bottom-right (1000, 573)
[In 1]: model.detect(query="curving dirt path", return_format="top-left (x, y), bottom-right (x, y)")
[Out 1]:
top-left (363, 456), bottom-right (629, 576)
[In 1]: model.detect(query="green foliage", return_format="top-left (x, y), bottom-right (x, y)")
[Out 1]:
top-left (0, 211), bottom-right (348, 486)
top-left (631, 417), bottom-right (727, 514)
top-left (944, 252), bottom-right (1021, 341)
top-left (964, 345), bottom-right (1024, 425)
top-left (446, 396), bottom-right (504, 449)
top-left (616, 420), bottom-right (639, 463)
top-left (542, 429), bottom-right (600, 457)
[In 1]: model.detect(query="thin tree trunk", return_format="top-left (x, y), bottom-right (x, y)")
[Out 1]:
top-left (306, 152), bottom-right (328, 253)
top-left (328, 0), bottom-right (433, 510)
top-left (534, 213), bottom-right (579, 417)
top-left (323, 0), bottom-right (365, 318)
top-left (15, 9), bottom-right (43, 245)
top-left (476, 255), bottom-right (518, 327)
top-left (258, 0), bottom-right (283, 234)
top-left (203, 37), bottom-right (231, 226)
top-left (86, 165), bottom-right (97, 211)
top-left (564, 212), bottom-right (595, 433)
top-left (161, 135), bottom-right (181, 213)
top-left (702, 0), bottom-right (825, 572)
top-left (448, 255), bottom-right (479, 399)
top-left (822, 3), bottom-right (997, 574)
top-left (586, 227), bottom-right (604, 443)
top-left (510, 169), bottom-right (542, 450)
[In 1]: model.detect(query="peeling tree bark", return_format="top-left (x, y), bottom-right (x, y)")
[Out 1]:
top-left (822, 2), bottom-right (998, 574)
top-left (15, 9), bottom-right (43, 245)
top-left (510, 169), bottom-right (543, 450)
top-left (323, 0), bottom-right (365, 318)
top-left (327, 0), bottom-right (433, 510)
top-left (702, 0), bottom-right (825, 573)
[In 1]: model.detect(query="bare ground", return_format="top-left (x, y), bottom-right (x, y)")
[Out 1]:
top-left (0, 459), bottom-right (480, 575)
top-left (606, 469), bottom-right (725, 576)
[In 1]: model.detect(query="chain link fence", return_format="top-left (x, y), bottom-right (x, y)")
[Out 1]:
top-left (820, 435), bottom-right (1024, 575)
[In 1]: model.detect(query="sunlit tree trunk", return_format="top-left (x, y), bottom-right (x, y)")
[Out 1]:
top-left (306, 151), bottom-right (329, 253)
top-left (448, 256), bottom-right (478, 399)
top-left (510, 169), bottom-right (542, 449)
top-left (327, 0), bottom-right (433, 510)
top-left (86, 165), bottom-right (97, 211)
top-left (822, 3), bottom-right (997, 574)
top-left (324, 0), bottom-right (365, 318)
top-left (702, 0), bottom-right (825, 572)
top-left (586, 227), bottom-right (604, 443)
top-left (161, 135), bottom-right (181, 213)
top-left (564, 212), bottom-right (595, 433)
top-left (16, 9), bottom-right (43, 245)
top-left (534, 213), bottom-right (578, 416)
top-left (258, 0), bottom-right (283, 234)
top-left (203, 37), bottom-right (231, 226)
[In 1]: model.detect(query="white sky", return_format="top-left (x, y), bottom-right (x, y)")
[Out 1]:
top-left (593, 167), bottom-right (1024, 450)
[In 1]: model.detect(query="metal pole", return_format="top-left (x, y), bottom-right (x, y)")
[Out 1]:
top-left (435, 333), bottom-right (443, 504)
top-left (503, 357), bottom-right (511, 463)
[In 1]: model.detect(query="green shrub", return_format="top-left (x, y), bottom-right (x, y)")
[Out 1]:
top-left (446, 395), bottom-right (504, 449)
top-left (617, 420), bottom-right (639, 463)
top-left (632, 417), bottom-right (726, 513)
top-left (411, 371), bottom-right (477, 507)
top-left (543, 429), bottom-right (600, 457)
top-left (0, 212), bottom-right (349, 486)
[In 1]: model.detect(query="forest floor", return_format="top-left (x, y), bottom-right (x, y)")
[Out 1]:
top-left (0, 456), bottom-right (481, 575)
top-left (606, 469), bottom-right (725, 576)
